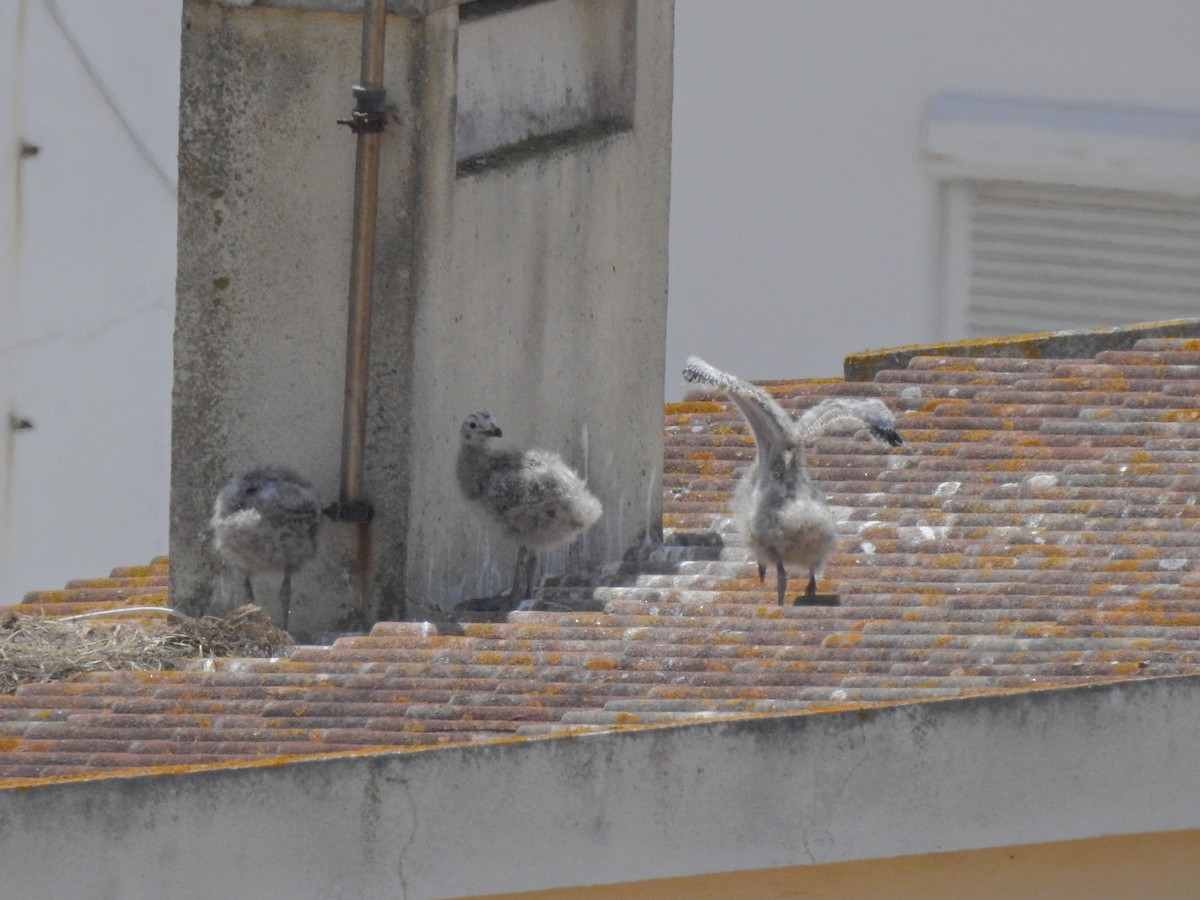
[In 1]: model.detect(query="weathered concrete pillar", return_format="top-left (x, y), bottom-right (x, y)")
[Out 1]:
top-left (171, 0), bottom-right (673, 634)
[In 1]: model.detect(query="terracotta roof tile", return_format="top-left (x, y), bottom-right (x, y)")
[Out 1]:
top-left (7, 336), bottom-right (1200, 783)
top-left (6, 557), bottom-right (169, 618)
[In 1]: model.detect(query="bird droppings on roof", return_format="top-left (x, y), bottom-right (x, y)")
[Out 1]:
top-left (5, 331), bottom-right (1200, 785)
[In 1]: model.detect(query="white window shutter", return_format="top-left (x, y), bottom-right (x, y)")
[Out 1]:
top-left (960, 181), bottom-right (1200, 336)
top-left (925, 95), bottom-right (1200, 339)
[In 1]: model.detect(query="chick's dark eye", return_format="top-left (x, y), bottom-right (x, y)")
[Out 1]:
top-left (469, 422), bottom-right (476, 429)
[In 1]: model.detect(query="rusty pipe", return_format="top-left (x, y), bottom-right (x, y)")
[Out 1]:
top-left (358, 0), bottom-right (387, 89)
top-left (339, 0), bottom-right (387, 508)
top-left (330, 0), bottom-right (388, 625)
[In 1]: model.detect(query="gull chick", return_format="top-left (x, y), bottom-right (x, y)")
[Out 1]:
top-left (683, 356), bottom-right (901, 605)
top-left (456, 411), bottom-right (602, 602)
top-left (211, 467), bottom-right (321, 631)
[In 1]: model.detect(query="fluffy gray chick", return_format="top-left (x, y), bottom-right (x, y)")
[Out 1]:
top-left (211, 467), bottom-right (321, 631)
top-left (457, 411), bottom-right (603, 602)
top-left (683, 356), bottom-right (901, 605)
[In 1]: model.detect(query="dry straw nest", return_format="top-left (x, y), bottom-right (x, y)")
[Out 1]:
top-left (0, 605), bottom-right (294, 694)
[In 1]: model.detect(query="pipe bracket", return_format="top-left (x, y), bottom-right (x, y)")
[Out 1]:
top-left (337, 84), bottom-right (390, 134)
top-left (323, 500), bottom-right (376, 524)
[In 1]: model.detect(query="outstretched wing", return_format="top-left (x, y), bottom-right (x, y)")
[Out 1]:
top-left (682, 355), bottom-right (795, 454)
top-left (795, 397), bottom-right (902, 447)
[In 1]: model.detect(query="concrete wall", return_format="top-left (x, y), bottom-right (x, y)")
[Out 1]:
top-left (406, 0), bottom-right (671, 609)
top-left (3, 676), bottom-right (1200, 899)
top-left (170, 0), bottom-right (672, 629)
top-left (171, 2), bottom-right (374, 629)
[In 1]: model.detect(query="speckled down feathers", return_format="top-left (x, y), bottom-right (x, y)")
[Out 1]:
top-left (211, 467), bottom-right (321, 576)
top-left (457, 413), bottom-right (602, 552)
top-left (733, 461), bottom-right (837, 578)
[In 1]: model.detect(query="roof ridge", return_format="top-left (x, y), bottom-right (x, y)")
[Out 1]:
top-left (842, 317), bottom-right (1200, 381)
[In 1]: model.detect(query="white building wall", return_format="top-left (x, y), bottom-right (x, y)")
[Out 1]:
top-left (667, 0), bottom-right (1200, 394)
top-left (6, 0), bottom-right (1200, 597)
top-left (0, 0), bottom-right (179, 603)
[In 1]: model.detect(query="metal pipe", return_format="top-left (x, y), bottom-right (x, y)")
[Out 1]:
top-left (329, 0), bottom-right (388, 625)
top-left (358, 0), bottom-right (387, 90)
top-left (340, 136), bottom-right (381, 507)
top-left (339, 0), bottom-right (387, 509)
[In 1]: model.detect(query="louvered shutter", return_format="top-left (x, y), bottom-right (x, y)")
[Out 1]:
top-left (961, 180), bottom-right (1200, 336)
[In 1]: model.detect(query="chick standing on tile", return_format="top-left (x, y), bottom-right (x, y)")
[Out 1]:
top-left (456, 411), bottom-right (602, 604)
top-left (211, 467), bottom-right (321, 631)
top-left (683, 356), bottom-right (901, 605)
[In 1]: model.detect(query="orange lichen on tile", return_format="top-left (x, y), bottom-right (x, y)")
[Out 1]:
top-left (919, 398), bottom-right (973, 414)
top-left (665, 402), bottom-right (725, 416)
top-left (822, 633), bottom-right (863, 649)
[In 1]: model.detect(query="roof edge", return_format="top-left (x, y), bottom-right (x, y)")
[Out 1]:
top-left (843, 317), bottom-right (1200, 382)
top-left (3, 674), bottom-right (1199, 896)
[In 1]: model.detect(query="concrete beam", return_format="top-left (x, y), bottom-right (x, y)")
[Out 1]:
top-left (212, 0), bottom-right (461, 19)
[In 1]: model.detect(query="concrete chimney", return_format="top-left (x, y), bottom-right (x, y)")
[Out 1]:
top-left (171, 0), bottom-right (673, 634)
